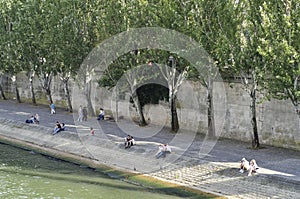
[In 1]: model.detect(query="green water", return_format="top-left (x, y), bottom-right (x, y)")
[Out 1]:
top-left (0, 143), bottom-right (210, 199)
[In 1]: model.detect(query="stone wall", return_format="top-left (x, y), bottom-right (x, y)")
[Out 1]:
top-left (2, 73), bottom-right (299, 150)
top-left (141, 81), bottom-right (299, 150)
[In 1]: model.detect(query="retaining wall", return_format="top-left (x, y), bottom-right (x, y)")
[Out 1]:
top-left (2, 73), bottom-right (299, 150)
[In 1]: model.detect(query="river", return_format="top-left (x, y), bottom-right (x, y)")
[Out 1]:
top-left (0, 142), bottom-right (212, 199)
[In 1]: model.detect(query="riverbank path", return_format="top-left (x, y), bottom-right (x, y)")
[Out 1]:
top-left (0, 100), bottom-right (299, 199)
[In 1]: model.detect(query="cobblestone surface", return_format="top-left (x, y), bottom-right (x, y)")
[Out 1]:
top-left (0, 100), bottom-right (299, 199)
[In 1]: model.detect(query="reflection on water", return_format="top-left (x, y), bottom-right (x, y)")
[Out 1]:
top-left (0, 142), bottom-right (189, 199)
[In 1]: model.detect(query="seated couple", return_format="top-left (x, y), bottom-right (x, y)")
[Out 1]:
top-left (53, 121), bottom-right (65, 135)
top-left (155, 144), bottom-right (171, 159)
top-left (25, 114), bottom-right (39, 124)
top-left (240, 158), bottom-right (259, 176)
top-left (124, 135), bottom-right (135, 149)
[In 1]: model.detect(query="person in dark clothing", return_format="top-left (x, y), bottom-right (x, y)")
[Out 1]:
top-left (125, 135), bottom-right (134, 149)
top-left (82, 107), bottom-right (88, 121)
top-left (97, 108), bottom-right (105, 120)
top-left (53, 121), bottom-right (62, 135)
top-left (25, 115), bottom-right (35, 123)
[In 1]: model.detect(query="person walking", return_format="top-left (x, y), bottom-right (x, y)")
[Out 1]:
top-left (50, 103), bottom-right (56, 114)
top-left (77, 105), bottom-right (83, 122)
top-left (82, 106), bottom-right (88, 121)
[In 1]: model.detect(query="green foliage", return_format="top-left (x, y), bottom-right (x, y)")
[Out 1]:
top-left (98, 48), bottom-right (190, 88)
top-left (257, 0), bottom-right (299, 106)
top-left (0, 0), bottom-right (299, 118)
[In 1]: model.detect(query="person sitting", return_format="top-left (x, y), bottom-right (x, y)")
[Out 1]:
top-left (25, 115), bottom-right (35, 124)
top-left (239, 158), bottom-right (259, 175)
top-left (124, 135), bottom-right (135, 149)
top-left (53, 121), bottom-right (62, 135)
top-left (239, 158), bottom-right (250, 173)
top-left (97, 108), bottom-right (105, 120)
top-left (90, 127), bottom-right (95, 135)
top-left (60, 123), bottom-right (65, 131)
top-left (248, 159), bottom-right (259, 176)
top-left (34, 114), bottom-right (39, 124)
top-left (155, 144), bottom-right (171, 159)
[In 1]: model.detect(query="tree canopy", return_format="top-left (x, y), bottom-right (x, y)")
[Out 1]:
top-left (0, 0), bottom-right (299, 141)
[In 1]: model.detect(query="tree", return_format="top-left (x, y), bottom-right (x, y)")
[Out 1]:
top-left (155, 56), bottom-right (189, 132)
top-left (0, 74), bottom-right (6, 100)
top-left (257, 0), bottom-right (300, 128)
top-left (14, 0), bottom-right (40, 105)
top-left (0, 1), bottom-right (9, 100)
top-left (171, 0), bottom-right (221, 137)
top-left (15, 0), bottom-right (56, 104)
top-left (148, 0), bottom-right (226, 136)
top-left (51, 1), bottom-right (89, 112)
top-left (98, 50), bottom-right (152, 126)
top-left (123, 64), bottom-right (148, 126)
top-left (233, 0), bottom-right (265, 148)
top-left (196, 0), bottom-right (270, 147)
top-left (97, 0), bottom-right (159, 125)
top-left (72, 0), bottom-right (110, 116)
top-left (0, 0), bottom-right (25, 103)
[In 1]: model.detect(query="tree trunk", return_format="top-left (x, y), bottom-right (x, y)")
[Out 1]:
top-left (85, 81), bottom-right (95, 117)
top-left (295, 104), bottom-right (300, 129)
top-left (46, 88), bottom-right (53, 104)
top-left (132, 94), bottom-right (147, 126)
top-left (115, 88), bottom-right (119, 122)
top-left (171, 94), bottom-right (179, 132)
top-left (29, 77), bottom-right (36, 105)
top-left (250, 89), bottom-right (260, 148)
top-left (207, 82), bottom-right (215, 138)
top-left (15, 86), bottom-right (21, 103)
top-left (11, 77), bottom-right (21, 103)
top-left (63, 79), bottom-right (73, 113)
top-left (298, 112), bottom-right (300, 130)
top-left (298, 113), bottom-right (300, 130)
top-left (0, 84), bottom-right (6, 100)
top-left (39, 73), bottom-right (53, 104)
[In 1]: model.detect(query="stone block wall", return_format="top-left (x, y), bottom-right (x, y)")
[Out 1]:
top-left (141, 81), bottom-right (299, 150)
top-left (2, 73), bottom-right (299, 150)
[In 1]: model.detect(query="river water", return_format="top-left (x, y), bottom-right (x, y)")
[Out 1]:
top-left (0, 143), bottom-right (209, 199)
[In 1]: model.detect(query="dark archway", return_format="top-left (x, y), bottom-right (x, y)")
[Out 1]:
top-left (136, 83), bottom-right (169, 108)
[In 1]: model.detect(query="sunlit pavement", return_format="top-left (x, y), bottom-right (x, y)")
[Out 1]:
top-left (0, 100), bottom-right (299, 198)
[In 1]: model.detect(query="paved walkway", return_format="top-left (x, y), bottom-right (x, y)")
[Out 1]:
top-left (0, 100), bottom-right (299, 199)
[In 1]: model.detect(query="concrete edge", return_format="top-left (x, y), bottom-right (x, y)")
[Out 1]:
top-left (0, 133), bottom-right (225, 198)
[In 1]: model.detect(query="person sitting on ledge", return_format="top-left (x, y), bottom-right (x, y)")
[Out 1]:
top-left (239, 158), bottom-right (250, 173)
top-left (97, 108), bottom-right (105, 120)
top-left (124, 135), bottom-right (135, 149)
top-left (60, 123), bottom-right (66, 131)
top-left (25, 115), bottom-right (35, 124)
top-left (239, 158), bottom-right (259, 176)
top-left (155, 143), bottom-right (171, 159)
top-left (53, 121), bottom-right (65, 135)
top-left (248, 159), bottom-right (259, 176)
top-left (34, 114), bottom-right (39, 124)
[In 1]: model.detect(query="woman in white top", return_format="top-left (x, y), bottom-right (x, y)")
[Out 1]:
top-left (248, 159), bottom-right (259, 176)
